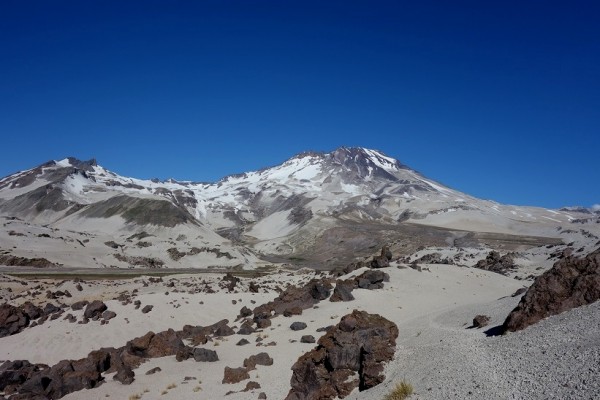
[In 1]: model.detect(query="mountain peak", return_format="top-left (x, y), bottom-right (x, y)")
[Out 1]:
top-left (331, 147), bottom-right (404, 170)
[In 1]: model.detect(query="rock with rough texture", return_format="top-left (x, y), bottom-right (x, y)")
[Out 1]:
top-left (141, 305), bottom-right (153, 314)
top-left (83, 301), bottom-right (107, 319)
top-left (290, 322), bottom-right (307, 331)
top-left (113, 365), bottom-right (134, 385)
top-left (102, 311), bottom-right (117, 321)
top-left (71, 301), bottom-right (89, 311)
top-left (243, 353), bottom-right (273, 370)
top-left (238, 321), bottom-right (255, 335)
top-left (354, 270), bottom-right (389, 290)
top-left (193, 348), bottom-right (219, 362)
top-left (286, 310), bottom-right (398, 400)
top-left (300, 335), bottom-right (315, 343)
top-left (472, 315), bottom-right (490, 328)
top-left (370, 255), bottom-right (390, 268)
top-left (145, 367), bottom-right (161, 375)
top-left (0, 304), bottom-right (29, 338)
top-left (126, 329), bottom-right (184, 358)
top-left (475, 251), bottom-right (517, 275)
top-left (330, 281), bottom-right (355, 302)
top-left (0, 360), bottom-right (45, 392)
top-left (222, 367), bottom-right (250, 384)
top-left (502, 248), bottom-right (600, 332)
top-left (252, 279), bottom-right (332, 327)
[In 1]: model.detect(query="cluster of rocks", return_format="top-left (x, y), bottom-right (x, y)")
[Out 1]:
top-left (286, 310), bottom-right (398, 400)
top-left (330, 270), bottom-right (390, 303)
top-left (412, 252), bottom-right (455, 265)
top-left (502, 247), bottom-right (600, 333)
top-left (474, 251), bottom-right (517, 275)
top-left (0, 302), bottom-right (66, 338)
top-left (335, 245), bottom-right (393, 276)
top-left (248, 279), bottom-right (333, 329)
top-left (0, 323), bottom-right (227, 399)
top-left (0, 255), bottom-right (58, 268)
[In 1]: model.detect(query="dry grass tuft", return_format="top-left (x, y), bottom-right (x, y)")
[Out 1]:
top-left (384, 380), bottom-right (414, 400)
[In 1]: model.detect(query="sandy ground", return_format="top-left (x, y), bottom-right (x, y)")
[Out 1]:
top-left (1, 263), bottom-right (598, 400)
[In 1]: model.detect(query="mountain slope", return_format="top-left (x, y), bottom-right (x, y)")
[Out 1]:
top-left (0, 147), bottom-right (598, 270)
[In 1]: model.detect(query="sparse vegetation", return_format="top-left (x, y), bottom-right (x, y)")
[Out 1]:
top-left (128, 394), bottom-right (142, 400)
top-left (384, 380), bottom-right (414, 400)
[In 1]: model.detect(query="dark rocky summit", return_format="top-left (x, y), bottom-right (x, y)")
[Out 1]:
top-left (286, 310), bottom-right (398, 400)
top-left (502, 248), bottom-right (600, 332)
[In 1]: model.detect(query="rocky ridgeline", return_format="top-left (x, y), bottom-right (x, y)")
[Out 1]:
top-left (502, 248), bottom-right (600, 333)
top-left (286, 310), bottom-right (398, 400)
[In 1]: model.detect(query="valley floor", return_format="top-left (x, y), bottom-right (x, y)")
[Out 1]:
top-left (0, 263), bottom-right (598, 400)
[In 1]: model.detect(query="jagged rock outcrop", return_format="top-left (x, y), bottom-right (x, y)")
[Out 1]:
top-left (251, 279), bottom-right (332, 328)
top-left (474, 251), bottom-right (517, 275)
top-left (0, 305), bottom-right (30, 338)
top-left (502, 248), bottom-right (600, 332)
top-left (286, 310), bottom-right (398, 400)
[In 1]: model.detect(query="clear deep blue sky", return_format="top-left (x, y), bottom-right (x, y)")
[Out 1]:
top-left (1, 1), bottom-right (598, 208)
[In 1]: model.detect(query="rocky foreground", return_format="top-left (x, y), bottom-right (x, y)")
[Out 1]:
top-left (0, 248), bottom-right (598, 399)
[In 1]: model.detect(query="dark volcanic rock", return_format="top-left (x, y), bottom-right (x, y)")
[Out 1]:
top-left (475, 251), bottom-right (517, 275)
top-left (502, 248), bottom-right (600, 333)
top-left (0, 360), bottom-right (45, 391)
top-left (290, 322), bottom-right (307, 331)
top-left (286, 310), bottom-right (398, 400)
top-left (214, 323), bottom-right (235, 337)
top-left (21, 302), bottom-right (42, 320)
top-left (243, 352), bottom-right (273, 370)
top-left (193, 348), bottom-right (219, 362)
top-left (472, 315), bottom-right (490, 328)
top-left (252, 279), bottom-right (332, 326)
top-left (354, 270), bottom-right (389, 290)
top-left (300, 335), bottom-right (315, 343)
top-left (238, 321), bottom-right (255, 335)
top-left (141, 305), bottom-right (153, 314)
top-left (330, 281), bottom-right (355, 302)
top-left (83, 301), bottom-right (107, 319)
top-left (113, 365), bottom-right (134, 384)
top-left (145, 367), bottom-right (161, 375)
top-left (222, 367), bottom-right (250, 384)
top-left (0, 304), bottom-right (29, 338)
top-left (370, 255), bottom-right (389, 269)
top-left (102, 311), bottom-right (117, 321)
top-left (71, 301), bottom-right (88, 311)
top-left (126, 329), bottom-right (184, 358)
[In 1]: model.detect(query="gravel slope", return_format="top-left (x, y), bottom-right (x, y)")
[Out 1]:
top-left (351, 296), bottom-right (600, 400)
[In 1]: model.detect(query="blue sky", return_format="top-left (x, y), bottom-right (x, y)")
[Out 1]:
top-left (1, 1), bottom-right (598, 208)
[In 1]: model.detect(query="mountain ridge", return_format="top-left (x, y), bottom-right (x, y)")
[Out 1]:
top-left (0, 147), bottom-right (598, 271)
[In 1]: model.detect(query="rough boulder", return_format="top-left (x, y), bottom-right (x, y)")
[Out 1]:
top-left (286, 310), bottom-right (398, 400)
top-left (502, 248), bottom-right (600, 332)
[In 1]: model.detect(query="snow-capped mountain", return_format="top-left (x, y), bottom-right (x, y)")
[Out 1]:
top-left (0, 147), bottom-right (598, 270)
